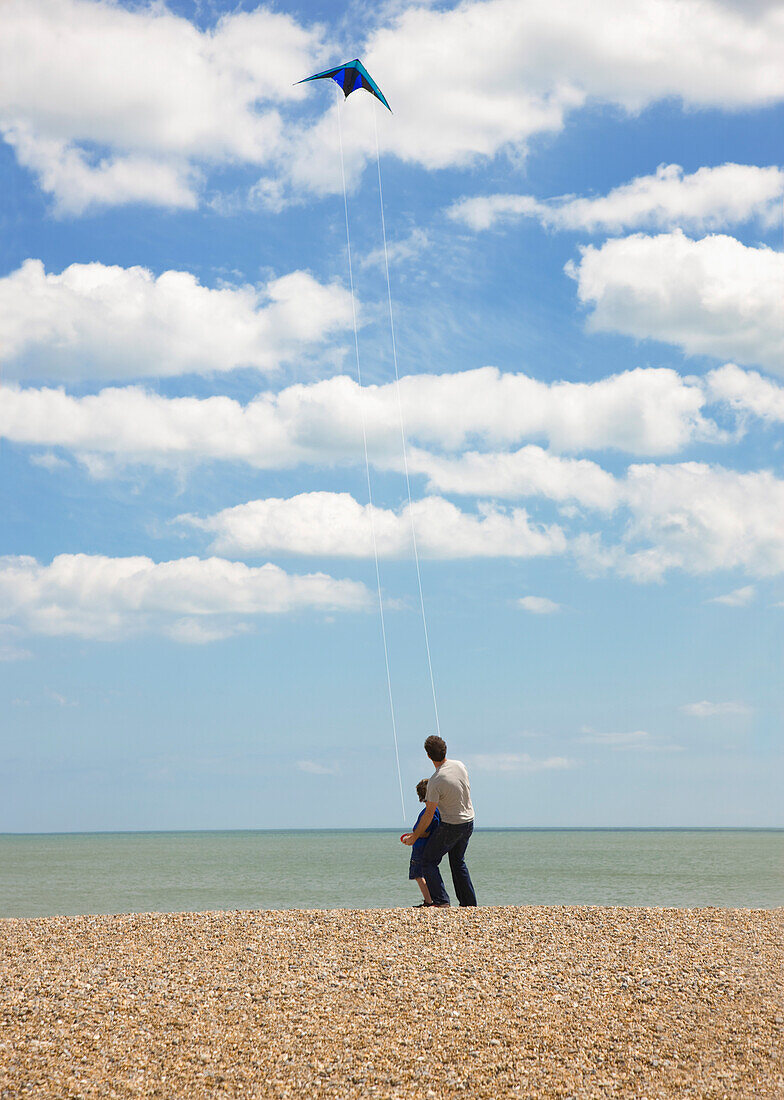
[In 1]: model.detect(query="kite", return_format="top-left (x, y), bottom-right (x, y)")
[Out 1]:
top-left (297, 58), bottom-right (392, 112)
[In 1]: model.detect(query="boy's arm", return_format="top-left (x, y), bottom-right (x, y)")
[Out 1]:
top-left (403, 801), bottom-right (438, 845)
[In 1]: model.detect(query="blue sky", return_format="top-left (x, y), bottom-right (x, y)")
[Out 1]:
top-left (1, 0), bottom-right (783, 830)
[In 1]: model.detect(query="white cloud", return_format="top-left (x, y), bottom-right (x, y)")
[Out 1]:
top-left (0, 626), bottom-right (33, 661)
top-left (569, 232), bottom-right (784, 374)
top-left (297, 760), bottom-right (339, 775)
top-left (28, 452), bottom-right (70, 472)
top-left (466, 752), bottom-right (574, 773)
top-left (579, 729), bottom-right (650, 746)
top-left (408, 445), bottom-right (620, 510)
top-left (576, 462), bottom-right (784, 582)
top-left (620, 463), bottom-right (784, 579)
top-left (516, 596), bottom-right (562, 614)
top-left (0, 260), bottom-right (353, 381)
top-left (0, 366), bottom-right (715, 467)
top-left (577, 729), bottom-right (683, 751)
top-left (47, 689), bottom-right (77, 707)
top-left (361, 228), bottom-right (430, 271)
top-left (448, 164), bottom-right (784, 233)
top-left (706, 363), bottom-right (784, 423)
top-left (3, 124), bottom-right (200, 214)
top-left (709, 585), bottom-right (756, 607)
top-left (448, 194), bottom-right (540, 232)
top-left (383, 367), bottom-right (714, 456)
top-left (0, 0), bottom-right (320, 213)
top-left (165, 619), bottom-right (252, 645)
top-left (680, 700), bottom-right (752, 717)
top-left (0, 554), bottom-right (370, 642)
top-left (0, 645), bottom-right (32, 662)
top-left (180, 492), bottom-right (566, 561)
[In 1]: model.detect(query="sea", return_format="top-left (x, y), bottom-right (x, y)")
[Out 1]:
top-left (0, 829), bottom-right (781, 919)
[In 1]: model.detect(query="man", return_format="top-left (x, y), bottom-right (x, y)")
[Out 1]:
top-left (402, 735), bottom-right (476, 907)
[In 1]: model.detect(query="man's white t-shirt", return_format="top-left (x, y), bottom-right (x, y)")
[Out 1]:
top-left (426, 759), bottom-right (474, 825)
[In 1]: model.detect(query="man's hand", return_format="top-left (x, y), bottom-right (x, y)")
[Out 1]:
top-left (400, 833), bottom-right (416, 846)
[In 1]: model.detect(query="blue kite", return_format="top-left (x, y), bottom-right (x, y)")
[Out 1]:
top-left (298, 58), bottom-right (391, 112)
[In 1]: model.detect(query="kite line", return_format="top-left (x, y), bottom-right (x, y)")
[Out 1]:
top-left (335, 86), bottom-right (406, 822)
top-left (300, 59), bottom-right (442, 816)
top-left (372, 102), bottom-right (442, 741)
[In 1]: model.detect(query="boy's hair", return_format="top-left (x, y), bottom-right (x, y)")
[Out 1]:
top-left (424, 735), bottom-right (447, 762)
top-left (416, 779), bottom-right (429, 802)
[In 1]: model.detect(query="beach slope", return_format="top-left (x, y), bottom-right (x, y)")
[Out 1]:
top-left (1, 905), bottom-right (782, 1098)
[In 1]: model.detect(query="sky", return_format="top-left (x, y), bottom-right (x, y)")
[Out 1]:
top-left (1, 0), bottom-right (783, 831)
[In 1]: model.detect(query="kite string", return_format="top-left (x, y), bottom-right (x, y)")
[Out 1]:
top-left (336, 92), bottom-right (407, 822)
top-left (373, 102), bottom-right (442, 740)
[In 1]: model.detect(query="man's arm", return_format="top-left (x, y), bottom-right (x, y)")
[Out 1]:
top-left (402, 801), bottom-right (438, 845)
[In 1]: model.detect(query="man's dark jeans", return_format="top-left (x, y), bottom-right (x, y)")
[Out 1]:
top-left (420, 820), bottom-right (476, 907)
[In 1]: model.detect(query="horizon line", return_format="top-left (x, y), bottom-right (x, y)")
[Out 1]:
top-left (2, 825), bottom-right (782, 837)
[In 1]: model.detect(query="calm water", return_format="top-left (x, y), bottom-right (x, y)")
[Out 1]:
top-left (0, 829), bottom-right (781, 918)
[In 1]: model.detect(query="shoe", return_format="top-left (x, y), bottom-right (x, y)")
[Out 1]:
top-left (432, 903), bottom-right (451, 908)
top-left (413, 901), bottom-right (433, 907)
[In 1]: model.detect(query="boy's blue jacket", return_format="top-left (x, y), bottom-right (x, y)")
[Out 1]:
top-left (411, 806), bottom-right (441, 857)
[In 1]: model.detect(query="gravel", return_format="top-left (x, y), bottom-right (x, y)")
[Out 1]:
top-left (1, 905), bottom-right (782, 1098)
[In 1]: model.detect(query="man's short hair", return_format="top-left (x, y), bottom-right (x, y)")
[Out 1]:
top-left (424, 735), bottom-right (446, 762)
top-left (416, 779), bottom-right (429, 802)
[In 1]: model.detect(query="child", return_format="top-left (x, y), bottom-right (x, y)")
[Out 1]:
top-left (406, 779), bottom-right (441, 907)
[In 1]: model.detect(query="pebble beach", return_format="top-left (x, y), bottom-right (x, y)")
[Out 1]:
top-left (2, 905), bottom-right (782, 1099)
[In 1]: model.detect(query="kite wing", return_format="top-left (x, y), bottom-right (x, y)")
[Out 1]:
top-left (297, 58), bottom-right (391, 112)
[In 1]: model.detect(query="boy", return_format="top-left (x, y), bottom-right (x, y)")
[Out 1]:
top-left (404, 779), bottom-right (441, 907)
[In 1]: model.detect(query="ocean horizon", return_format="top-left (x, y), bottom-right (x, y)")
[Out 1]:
top-left (2, 827), bottom-right (781, 918)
